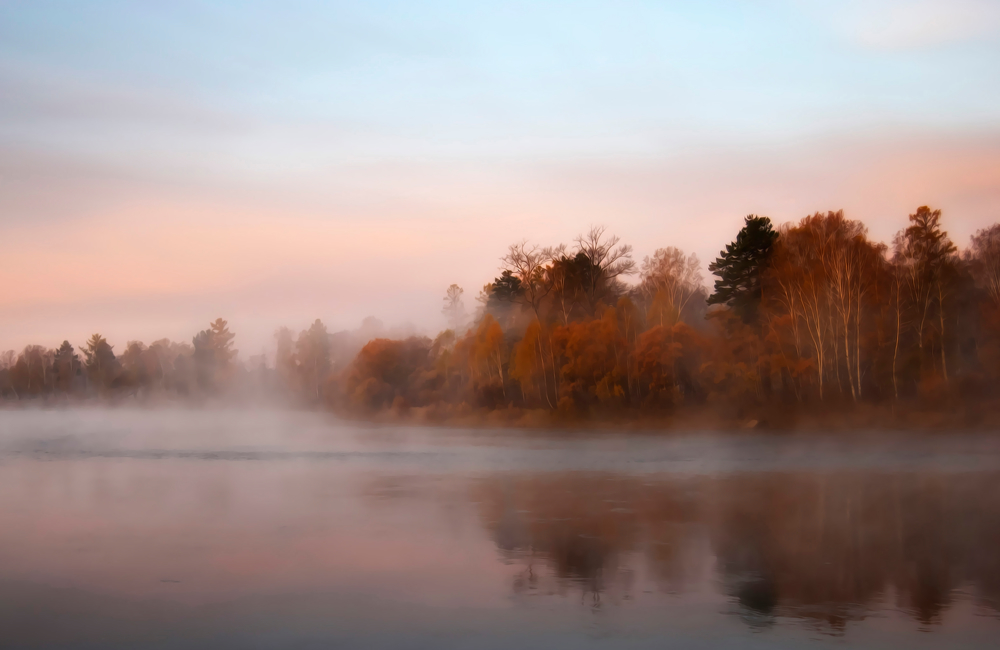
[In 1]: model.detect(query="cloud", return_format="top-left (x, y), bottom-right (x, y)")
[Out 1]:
top-left (0, 63), bottom-right (241, 131)
top-left (810, 0), bottom-right (1000, 50)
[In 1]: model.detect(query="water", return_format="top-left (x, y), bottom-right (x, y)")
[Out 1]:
top-left (1, 408), bottom-right (999, 649)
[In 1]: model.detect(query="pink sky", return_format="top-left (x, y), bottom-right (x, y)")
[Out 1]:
top-left (1, 2), bottom-right (999, 355)
top-left (2, 129), bottom-right (997, 354)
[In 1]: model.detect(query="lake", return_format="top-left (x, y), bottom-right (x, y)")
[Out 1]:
top-left (1, 408), bottom-right (998, 649)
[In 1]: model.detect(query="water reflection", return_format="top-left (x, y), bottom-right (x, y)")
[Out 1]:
top-left (473, 472), bottom-right (1000, 630)
top-left (2, 413), bottom-right (1000, 647)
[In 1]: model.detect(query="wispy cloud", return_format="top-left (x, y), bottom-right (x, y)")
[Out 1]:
top-left (808, 0), bottom-right (1000, 50)
top-left (0, 63), bottom-right (240, 130)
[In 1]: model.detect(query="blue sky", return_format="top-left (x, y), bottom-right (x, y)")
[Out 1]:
top-left (1, 0), bottom-right (999, 351)
top-left (3, 1), bottom-right (998, 169)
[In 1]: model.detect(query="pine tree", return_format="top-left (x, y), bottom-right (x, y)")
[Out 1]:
top-left (708, 215), bottom-right (779, 323)
top-left (209, 318), bottom-right (237, 367)
top-left (82, 334), bottom-right (117, 392)
top-left (52, 340), bottom-right (81, 393)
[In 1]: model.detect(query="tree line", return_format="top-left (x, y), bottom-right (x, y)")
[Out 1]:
top-left (0, 319), bottom-right (242, 400)
top-left (0, 315), bottom-right (397, 404)
top-left (342, 207), bottom-right (1000, 423)
top-left (4, 206), bottom-right (1000, 424)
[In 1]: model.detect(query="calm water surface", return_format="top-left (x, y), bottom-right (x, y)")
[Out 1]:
top-left (1, 408), bottom-right (999, 649)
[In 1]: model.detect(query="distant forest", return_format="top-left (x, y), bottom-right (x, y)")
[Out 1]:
top-left (4, 206), bottom-right (1000, 427)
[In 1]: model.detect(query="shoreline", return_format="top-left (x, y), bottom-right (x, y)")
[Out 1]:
top-left (4, 398), bottom-right (999, 435)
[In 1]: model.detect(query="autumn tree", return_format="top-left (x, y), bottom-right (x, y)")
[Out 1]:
top-left (632, 322), bottom-right (707, 408)
top-left (615, 296), bottom-right (644, 402)
top-left (510, 320), bottom-right (545, 406)
top-left (12, 216), bottom-right (1000, 419)
top-left (346, 337), bottom-right (431, 410)
top-left (470, 313), bottom-right (507, 401)
top-left (967, 224), bottom-right (1000, 309)
top-left (824, 213), bottom-right (884, 400)
top-left (551, 307), bottom-right (626, 412)
top-left (893, 207), bottom-right (957, 382)
top-left (639, 247), bottom-right (705, 327)
top-left (966, 224), bottom-right (1000, 384)
top-left (510, 319), bottom-right (559, 408)
top-left (501, 242), bottom-right (562, 403)
top-left (703, 310), bottom-right (770, 407)
top-left (768, 212), bottom-right (882, 401)
top-left (885, 261), bottom-right (910, 399)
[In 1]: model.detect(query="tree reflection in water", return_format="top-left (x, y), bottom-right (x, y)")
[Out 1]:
top-left (475, 475), bottom-right (644, 606)
top-left (472, 472), bottom-right (1000, 631)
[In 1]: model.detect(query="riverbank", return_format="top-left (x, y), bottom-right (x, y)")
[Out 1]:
top-left (3, 396), bottom-right (999, 435)
top-left (329, 399), bottom-right (1000, 434)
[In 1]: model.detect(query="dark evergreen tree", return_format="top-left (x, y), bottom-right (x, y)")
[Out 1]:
top-left (708, 215), bottom-right (779, 323)
top-left (490, 270), bottom-right (524, 303)
top-left (192, 329), bottom-right (216, 392)
top-left (82, 334), bottom-right (118, 392)
top-left (52, 340), bottom-right (81, 393)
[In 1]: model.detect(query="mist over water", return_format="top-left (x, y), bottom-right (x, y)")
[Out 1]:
top-left (2, 408), bottom-right (999, 649)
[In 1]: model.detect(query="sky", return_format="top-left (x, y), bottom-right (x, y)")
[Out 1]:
top-left (1, 0), bottom-right (999, 355)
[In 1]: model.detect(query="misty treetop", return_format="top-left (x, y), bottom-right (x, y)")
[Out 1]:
top-left (0, 315), bottom-right (403, 403)
top-left (0, 320), bottom-right (242, 399)
top-left (4, 210), bottom-right (1000, 425)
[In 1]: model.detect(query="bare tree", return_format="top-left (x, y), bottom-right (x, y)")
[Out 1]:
top-left (501, 242), bottom-right (552, 319)
top-left (769, 217), bottom-right (837, 400)
top-left (827, 217), bottom-right (882, 401)
top-left (442, 284), bottom-right (467, 332)
top-left (888, 263), bottom-right (910, 400)
top-left (574, 225), bottom-right (636, 310)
